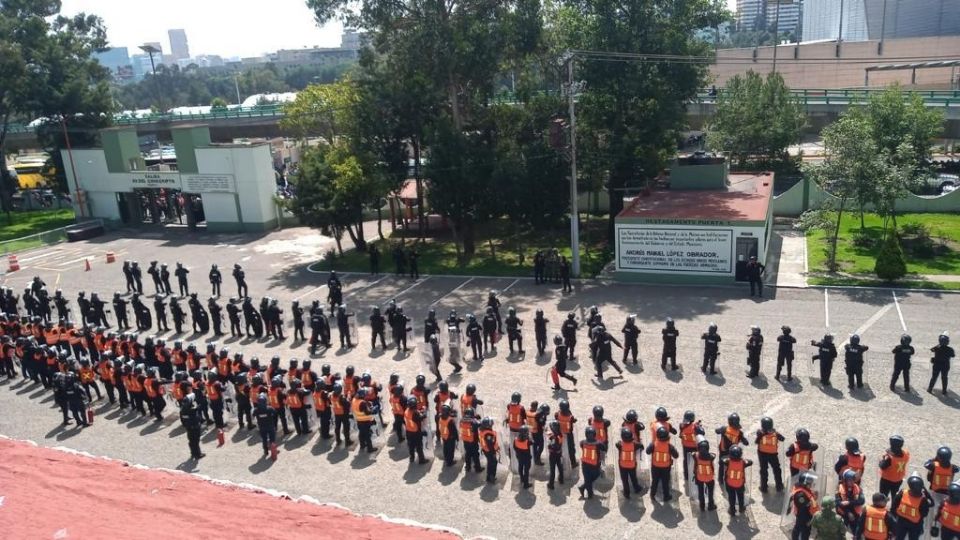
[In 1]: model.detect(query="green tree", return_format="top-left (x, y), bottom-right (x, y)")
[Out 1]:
top-left (280, 80), bottom-right (358, 143)
top-left (549, 0), bottom-right (728, 243)
top-left (210, 97), bottom-right (228, 110)
top-left (0, 1), bottom-right (113, 216)
top-left (874, 232), bottom-right (907, 281)
top-left (707, 70), bottom-right (805, 167)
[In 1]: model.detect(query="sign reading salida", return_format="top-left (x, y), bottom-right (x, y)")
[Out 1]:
top-left (618, 227), bottom-right (733, 274)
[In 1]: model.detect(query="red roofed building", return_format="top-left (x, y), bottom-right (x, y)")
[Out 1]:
top-left (614, 154), bottom-right (774, 283)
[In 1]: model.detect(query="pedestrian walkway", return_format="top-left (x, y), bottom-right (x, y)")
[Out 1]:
top-left (769, 228), bottom-right (808, 288)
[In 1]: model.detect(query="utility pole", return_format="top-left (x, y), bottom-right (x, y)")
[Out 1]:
top-left (234, 72), bottom-right (242, 107)
top-left (771, 1), bottom-right (782, 74)
top-left (565, 55), bottom-right (581, 278)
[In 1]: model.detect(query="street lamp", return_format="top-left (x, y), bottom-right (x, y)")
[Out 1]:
top-left (561, 52), bottom-right (583, 278)
top-left (139, 44), bottom-right (162, 112)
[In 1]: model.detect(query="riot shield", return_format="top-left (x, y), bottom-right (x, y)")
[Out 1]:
top-left (222, 381), bottom-right (235, 414)
top-left (685, 454), bottom-right (699, 500)
top-left (422, 412), bottom-right (434, 452)
top-left (196, 309), bottom-right (210, 334)
top-left (447, 326), bottom-right (462, 365)
top-left (419, 347), bottom-right (435, 379)
top-left (371, 417), bottom-right (385, 446)
top-left (780, 473), bottom-right (819, 534)
top-left (348, 317), bottom-right (359, 345)
top-left (502, 420), bottom-right (519, 474)
top-left (926, 491), bottom-right (945, 536)
top-left (596, 445), bottom-right (616, 493)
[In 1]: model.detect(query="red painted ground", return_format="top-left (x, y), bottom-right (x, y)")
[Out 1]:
top-left (0, 438), bottom-right (457, 540)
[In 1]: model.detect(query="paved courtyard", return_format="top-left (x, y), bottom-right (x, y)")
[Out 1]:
top-left (2, 227), bottom-right (959, 539)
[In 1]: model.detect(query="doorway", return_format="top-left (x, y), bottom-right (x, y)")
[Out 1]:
top-left (734, 236), bottom-right (759, 281)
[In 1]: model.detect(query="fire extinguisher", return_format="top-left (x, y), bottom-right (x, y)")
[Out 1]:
top-left (270, 442), bottom-right (278, 461)
top-left (87, 407), bottom-right (95, 425)
top-left (217, 428), bottom-right (225, 447)
top-left (550, 366), bottom-right (560, 387)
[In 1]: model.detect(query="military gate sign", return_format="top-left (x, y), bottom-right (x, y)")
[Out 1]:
top-left (617, 227), bottom-right (733, 274)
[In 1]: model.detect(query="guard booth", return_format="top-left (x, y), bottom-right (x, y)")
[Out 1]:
top-left (63, 125), bottom-right (281, 232)
top-left (614, 155), bottom-right (774, 284)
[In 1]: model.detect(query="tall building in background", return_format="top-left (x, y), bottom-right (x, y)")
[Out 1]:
top-left (803, 0), bottom-right (960, 42)
top-left (736, 0), bottom-right (766, 31)
top-left (168, 29), bottom-right (189, 60)
top-left (94, 47), bottom-right (130, 74)
top-left (767, 1), bottom-right (802, 37)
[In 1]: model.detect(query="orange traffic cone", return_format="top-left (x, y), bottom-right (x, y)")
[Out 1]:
top-left (84, 258), bottom-right (91, 271)
top-left (270, 442), bottom-right (278, 461)
top-left (217, 428), bottom-right (225, 447)
top-left (7, 255), bottom-right (19, 272)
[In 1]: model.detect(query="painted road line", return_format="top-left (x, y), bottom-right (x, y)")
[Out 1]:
top-left (18, 249), bottom-right (69, 264)
top-left (430, 277), bottom-right (474, 307)
top-left (892, 291), bottom-right (907, 332)
top-left (844, 304), bottom-right (893, 345)
top-left (344, 276), bottom-right (388, 299)
top-left (294, 285), bottom-right (327, 302)
top-left (824, 289), bottom-right (830, 328)
top-left (382, 276), bottom-right (431, 306)
top-left (502, 278), bottom-right (520, 293)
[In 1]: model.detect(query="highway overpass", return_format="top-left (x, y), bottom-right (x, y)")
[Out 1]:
top-left (5, 89), bottom-right (960, 151)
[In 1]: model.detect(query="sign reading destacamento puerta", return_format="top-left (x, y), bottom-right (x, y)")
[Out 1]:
top-left (616, 226), bottom-right (733, 274)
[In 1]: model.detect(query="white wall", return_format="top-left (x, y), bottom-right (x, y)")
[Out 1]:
top-left (615, 223), bottom-right (767, 277)
top-left (61, 149), bottom-right (120, 221)
top-left (196, 144), bottom-right (276, 227)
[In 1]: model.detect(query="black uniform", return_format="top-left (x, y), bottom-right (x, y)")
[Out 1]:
top-left (160, 265), bottom-right (173, 295)
top-left (175, 265), bottom-right (189, 296)
top-left (622, 321), bottom-right (640, 364)
top-left (701, 331), bottom-right (721, 374)
top-left (928, 343), bottom-right (955, 394)
top-left (662, 324), bottom-right (679, 370)
top-left (891, 343), bottom-right (916, 391)
top-left (154, 297), bottom-right (169, 331)
top-left (534, 315), bottom-right (548, 355)
top-left (147, 262), bottom-right (162, 294)
top-left (131, 263), bottom-right (144, 293)
top-left (746, 258), bottom-right (765, 297)
top-left (776, 333), bottom-right (797, 380)
top-left (292, 303), bottom-right (306, 341)
top-left (233, 266), bottom-right (248, 298)
top-left (179, 401), bottom-right (204, 460)
top-left (369, 311), bottom-right (386, 349)
top-left (122, 262), bottom-right (135, 292)
top-left (844, 342), bottom-right (869, 389)
top-left (209, 267), bottom-right (222, 296)
top-left (747, 332), bottom-right (763, 378)
top-left (561, 318), bottom-right (578, 358)
top-left (254, 404), bottom-right (278, 454)
top-left (209, 300), bottom-right (223, 336)
top-left (812, 339), bottom-right (837, 386)
top-left (112, 296), bottom-right (129, 329)
top-left (466, 319), bottom-right (482, 361)
top-left (481, 313), bottom-right (497, 353)
top-left (505, 313), bottom-right (523, 353)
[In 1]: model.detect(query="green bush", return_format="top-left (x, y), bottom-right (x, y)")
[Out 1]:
top-left (874, 234), bottom-right (907, 281)
top-left (851, 229), bottom-right (875, 248)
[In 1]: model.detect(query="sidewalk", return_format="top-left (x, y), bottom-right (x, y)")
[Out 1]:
top-left (769, 228), bottom-right (808, 288)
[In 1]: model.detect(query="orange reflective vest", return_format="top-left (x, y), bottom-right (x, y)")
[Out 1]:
top-left (186, 353), bottom-right (199, 372)
top-left (127, 375), bottom-right (143, 392)
top-left (172, 350), bottom-right (185, 367)
top-left (331, 395), bottom-right (346, 416)
top-left (312, 391), bottom-right (328, 412)
top-left (526, 408), bottom-right (540, 433)
top-left (459, 420), bottom-right (476, 443)
top-left (896, 491), bottom-right (924, 523)
top-left (301, 371), bottom-right (314, 387)
top-left (619, 441), bottom-right (637, 469)
top-left (842, 452), bottom-right (865, 482)
top-left (248, 384), bottom-right (263, 402)
top-left (758, 433), bottom-right (780, 455)
top-left (287, 368), bottom-right (300, 384)
top-left (44, 328), bottom-right (59, 346)
top-left (581, 442), bottom-right (599, 466)
top-left (720, 426), bottom-right (742, 452)
top-left (941, 501), bottom-right (960, 532)
top-left (267, 388), bottom-right (282, 409)
top-left (725, 459), bottom-right (746, 489)
top-left (404, 408), bottom-right (420, 433)
top-left (591, 419), bottom-right (608, 443)
top-left (217, 357), bottom-right (230, 377)
top-left (351, 396), bottom-right (371, 421)
top-left (460, 394), bottom-right (476, 413)
top-left (679, 422), bottom-right (698, 449)
top-left (793, 486), bottom-right (820, 516)
top-left (651, 420), bottom-right (672, 440)
top-left (557, 412), bottom-right (574, 434)
top-left (206, 381), bottom-right (221, 401)
top-left (411, 387), bottom-right (427, 411)
top-left (172, 383), bottom-right (185, 402)
top-left (144, 379), bottom-right (162, 399)
top-left (863, 505), bottom-right (889, 540)
top-left (343, 375), bottom-right (356, 398)
top-left (97, 362), bottom-right (113, 382)
top-left (205, 352), bottom-right (216, 369)
top-left (652, 440), bottom-right (673, 468)
top-left (287, 391), bottom-right (304, 409)
top-left (79, 367), bottom-right (95, 384)
top-left (880, 451), bottom-right (911, 483)
top-left (389, 395), bottom-right (404, 415)
top-left (67, 329), bottom-right (81, 346)
top-left (480, 428), bottom-right (499, 453)
top-left (837, 483), bottom-right (864, 515)
top-left (931, 461), bottom-right (956, 492)
top-left (514, 438), bottom-right (530, 453)
top-left (507, 403), bottom-right (524, 431)
top-left (439, 417), bottom-right (455, 441)
top-left (695, 455), bottom-right (715, 483)
top-left (790, 443), bottom-right (813, 471)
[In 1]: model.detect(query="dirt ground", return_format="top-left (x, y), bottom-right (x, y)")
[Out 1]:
top-left (1, 226), bottom-right (960, 540)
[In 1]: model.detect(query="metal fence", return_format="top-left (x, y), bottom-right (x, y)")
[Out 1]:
top-left (0, 219), bottom-right (103, 255)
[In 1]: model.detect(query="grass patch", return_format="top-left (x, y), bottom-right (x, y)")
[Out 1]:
top-left (0, 209), bottom-right (76, 253)
top-left (0, 209), bottom-right (76, 242)
top-left (807, 212), bottom-right (960, 276)
top-left (311, 217), bottom-right (613, 278)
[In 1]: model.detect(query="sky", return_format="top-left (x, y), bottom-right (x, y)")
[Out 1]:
top-left (59, 0), bottom-right (345, 59)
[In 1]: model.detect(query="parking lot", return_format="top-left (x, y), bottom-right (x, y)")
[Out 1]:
top-left (2, 226), bottom-right (960, 539)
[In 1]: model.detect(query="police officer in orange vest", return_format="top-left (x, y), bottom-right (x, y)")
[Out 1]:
top-left (858, 492), bottom-right (896, 540)
top-left (514, 425), bottom-right (533, 489)
top-left (404, 396), bottom-right (427, 465)
top-left (646, 426), bottom-right (679, 502)
top-left (555, 399), bottom-right (578, 467)
top-left (879, 435), bottom-right (910, 501)
top-left (389, 383), bottom-right (406, 444)
top-left (893, 473), bottom-right (933, 540)
top-left (578, 425), bottom-right (602, 499)
top-left (790, 471), bottom-right (819, 540)
top-left (932, 482), bottom-right (960, 540)
top-left (926, 446), bottom-right (959, 495)
top-left (253, 394), bottom-right (278, 458)
top-left (835, 437), bottom-right (866, 484)
top-left (460, 407), bottom-right (483, 474)
top-left (722, 444), bottom-right (753, 516)
top-left (755, 416), bottom-right (785, 493)
top-left (528, 402), bottom-right (549, 466)
top-left (836, 469), bottom-right (865, 535)
top-left (716, 413), bottom-right (748, 480)
top-left (479, 416), bottom-right (499, 482)
top-left (331, 382), bottom-right (352, 446)
top-left (288, 379), bottom-right (311, 436)
top-left (206, 371), bottom-right (226, 429)
top-left (353, 387), bottom-right (376, 452)
top-left (786, 428), bottom-right (819, 478)
top-left (438, 404), bottom-right (459, 465)
top-left (694, 437), bottom-right (717, 511)
top-left (679, 410), bottom-right (704, 482)
top-left (616, 427), bottom-right (642, 499)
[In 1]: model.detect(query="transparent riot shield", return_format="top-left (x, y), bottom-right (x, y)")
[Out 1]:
top-left (686, 454), bottom-right (699, 500)
top-left (596, 445), bottom-right (616, 493)
top-left (447, 326), bottom-right (462, 365)
top-left (501, 420), bottom-right (519, 474)
top-left (222, 381), bottom-right (235, 415)
top-left (780, 473), bottom-right (820, 534)
top-left (422, 412), bottom-right (434, 452)
top-left (926, 491), bottom-right (946, 536)
top-left (419, 346), bottom-right (435, 379)
top-left (818, 466), bottom-right (837, 505)
top-left (348, 317), bottom-right (359, 345)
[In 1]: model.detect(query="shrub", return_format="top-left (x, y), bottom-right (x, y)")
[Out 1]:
top-left (874, 234), bottom-right (907, 281)
top-left (851, 229), bottom-right (875, 248)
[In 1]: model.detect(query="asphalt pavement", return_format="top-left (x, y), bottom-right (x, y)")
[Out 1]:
top-left (1, 226), bottom-right (959, 540)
